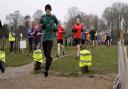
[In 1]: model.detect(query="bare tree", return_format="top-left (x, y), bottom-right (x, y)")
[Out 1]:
top-left (68, 7), bottom-right (79, 19)
top-left (64, 7), bottom-right (80, 38)
top-left (98, 19), bottom-right (107, 31)
top-left (102, 2), bottom-right (128, 44)
top-left (6, 11), bottom-right (24, 32)
top-left (64, 7), bottom-right (101, 38)
top-left (33, 9), bottom-right (43, 19)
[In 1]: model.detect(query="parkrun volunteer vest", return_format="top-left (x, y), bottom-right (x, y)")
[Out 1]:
top-left (33, 49), bottom-right (43, 63)
top-left (0, 51), bottom-right (5, 63)
top-left (79, 50), bottom-right (92, 67)
top-left (9, 32), bottom-right (15, 42)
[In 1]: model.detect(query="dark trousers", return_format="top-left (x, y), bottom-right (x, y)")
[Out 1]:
top-left (10, 41), bottom-right (14, 53)
top-left (28, 37), bottom-right (33, 53)
top-left (34, 37), bottom-right (41, 47)
top-left (42, 40), bottom-right (53, 72)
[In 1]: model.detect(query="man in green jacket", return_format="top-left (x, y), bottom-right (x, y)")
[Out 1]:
top-left (40, 4), bottom-right (58, 77)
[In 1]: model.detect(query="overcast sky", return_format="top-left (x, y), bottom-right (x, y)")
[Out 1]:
top-left (0, 0), bottom-right (128, 24)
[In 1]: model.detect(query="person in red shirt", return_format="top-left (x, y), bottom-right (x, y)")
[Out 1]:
top-left (56, 21), bottom-right (65, 57)
top-left (72, 18), bottom-right (84, 58)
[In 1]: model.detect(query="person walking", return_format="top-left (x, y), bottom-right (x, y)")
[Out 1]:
top-left (27, 22), bottom-right (34, 54)
top-left (33, 19), bottom-right (42, 47)
top-left (40, 4), bottom-right (58, 77)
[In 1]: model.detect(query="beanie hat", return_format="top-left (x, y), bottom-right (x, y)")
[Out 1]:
top-left (45, 4), bottom-right (52, 11)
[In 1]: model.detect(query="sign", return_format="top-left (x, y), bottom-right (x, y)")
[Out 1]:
top-left (20, 40), bottom-right (26, 49)
top-left (20, 33), bottom-right (23, 38)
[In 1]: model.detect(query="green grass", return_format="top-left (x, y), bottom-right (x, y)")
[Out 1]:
top-left (51, 46), bottom-right (118, 76)
top-left (0, 39), bottom-right (33, 67)
top-left (4, 44), bottom-right (75, 67)
top-left (2, 41), bottom-right (118, 77)
top-left (51, 43), bottom-right (76, 57)
top-left (91, 46), bottom-right (118, 74)
top-left (5, 49), bottom-right (33, 67)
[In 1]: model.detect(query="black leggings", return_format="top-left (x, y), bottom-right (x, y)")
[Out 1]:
top-left (42, 40), bottom-right (53, 72)
top-left (28, 37), bottom-right (33, 53)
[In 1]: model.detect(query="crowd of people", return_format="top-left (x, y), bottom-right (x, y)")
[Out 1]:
top-left (65, 26), bottom-right (112, 48)
top-left (1, 4), bottom-right (113, 76)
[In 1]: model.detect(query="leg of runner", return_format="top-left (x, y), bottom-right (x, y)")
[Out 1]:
top-left (57, 43), bottom-right (61, 57)
top-left (61, 44), bottom-right (65, 56)
top-left (76, 44), bottom-right (80, 59)
top-left (92, 40), bottom-right (95, 47)
top-left (43, 41), bottom-right (53, 77)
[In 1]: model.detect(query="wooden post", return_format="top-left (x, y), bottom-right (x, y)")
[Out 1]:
top-left (20, 33), bottom-right (24, 54)
top-left (119, 29), bottom-right (124, 46)
top-left (115, 20), bottom-right (128, 89)
top-left (117, 27), bottom-right (128, 89)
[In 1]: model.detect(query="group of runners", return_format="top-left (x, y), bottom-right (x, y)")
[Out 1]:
top-left (0, 4), bottom-right (112, 76)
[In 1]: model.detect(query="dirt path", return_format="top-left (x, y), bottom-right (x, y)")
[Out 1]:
top-left (0, 62), bottom-right (33, 79)
top-left (0, 60), bottom-right (116, 89)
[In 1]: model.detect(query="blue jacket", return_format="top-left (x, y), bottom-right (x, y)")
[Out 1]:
top-left (27, 27), bottom-right (33, 38)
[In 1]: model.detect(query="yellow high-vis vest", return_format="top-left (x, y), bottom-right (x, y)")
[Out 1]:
top-left (33, 49), bottom-right (43, 63)
top-left (0, 51), bottom-right (5, 63)
top-left (9, 32), bottom-right (15, 42)
top-left (79, 50), bottom-right (92, 68)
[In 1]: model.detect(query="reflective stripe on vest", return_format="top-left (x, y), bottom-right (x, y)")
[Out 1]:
top-left (9, 32), bottom-right (15, 41)
top-left (0, 51), bottom-right (5, 62)
top-left (80, 53), bottom-right (91, 56)
top-left (33, 50), bottom-right (43, 63)
top-left (80, 60), bottom-right (91, 63)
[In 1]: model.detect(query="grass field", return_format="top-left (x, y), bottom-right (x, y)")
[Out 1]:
top-left (3, 43), bottom-right (118, 76)
top-left (5, 49), bottom-right (33, 67)
top-left (51, 46), bottom-right (118, 76)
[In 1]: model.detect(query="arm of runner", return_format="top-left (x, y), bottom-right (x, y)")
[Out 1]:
top-left (53, 15), bottom-right (59, 32)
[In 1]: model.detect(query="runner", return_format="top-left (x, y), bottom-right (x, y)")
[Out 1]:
top-left (40, 4), bottom-right (58, 77)
top-left (90, 27), bottom-right (96, 48)
top-left (56, 21), bottom-right (65, 57)
top-left (72, 17), bottom-right (84, 59)
top-left (81, 26), bottom-right (86, 47)
top-left (105, 33), bottom-right (111, 47)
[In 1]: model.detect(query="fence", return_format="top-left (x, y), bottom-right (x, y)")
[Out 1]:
top-left (0, 38), bottom-right (28, 53)
top-left (113, 40), bottom-right (128, 89)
